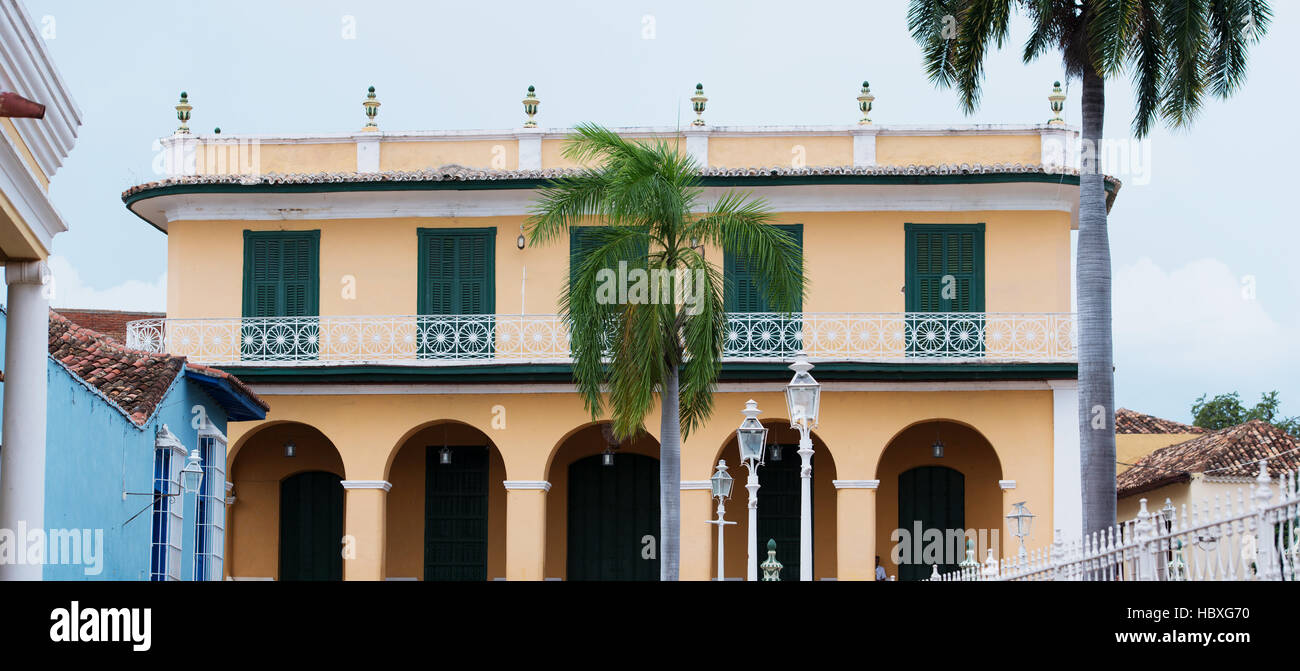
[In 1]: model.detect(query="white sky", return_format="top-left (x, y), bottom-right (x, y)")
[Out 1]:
top-left (26, 0), bottom-right (1298, 423)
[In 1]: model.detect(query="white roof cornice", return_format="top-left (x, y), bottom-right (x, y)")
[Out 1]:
top-left (0, 0), bottom-right (82, 177)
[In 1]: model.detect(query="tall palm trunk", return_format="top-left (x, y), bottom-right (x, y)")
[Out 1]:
top-left (659, 361), bottom-right (681, 580)
top-left (1078, 65), bottom-right (1117, 536)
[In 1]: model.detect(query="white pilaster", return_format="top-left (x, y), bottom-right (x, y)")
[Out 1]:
top-left (1040, 126), bottom-right (1072, 174)
top-left (162, 134), bottom-right (197, 176)
top-left (0, 260), bottom-right (51, 580)
top-left (851, 127), bottom-right (878, 167)
top-left (1049, 379), bottom-right (1082, 541)
top-left (356, 135), bottom-right (380, 173)
top-left (684, 128), bottom-right (709, 167)
top-left (517, 129), bottom-right (542, 170)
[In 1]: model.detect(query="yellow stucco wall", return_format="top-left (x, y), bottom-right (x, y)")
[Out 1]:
top-left (164, 209), bottom-right (1071, 320)
top-left (1116, 433), bottom-right (1201, 474)
top-left (380, 140), bottom-right (518, 172)
top-left (1, 117), bottom-right (49, 188)
top-left (708, 135), bottom-right (852, 169)
top-left (876, 134), bottom-right (1041, 166)
top-left (223, 386), bottom-right (1057, 580)
top-left (195, 142), bottom-right (356, 176)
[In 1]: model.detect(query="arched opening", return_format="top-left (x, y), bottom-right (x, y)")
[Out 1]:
top-left (712, 420), bottom-right (838, 580)
top-left (228, 422), bottom-right (345, 580)
top-left (545, 422), bottom-right (660, 581)
top-left (385, 420), bottom-right (506, 581)
top-left (876, 420), bottom-right (1003, 581)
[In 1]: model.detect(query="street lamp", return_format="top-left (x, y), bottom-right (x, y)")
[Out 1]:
top-left (1006, 501), bottom-right (1036, 563)
top-left (181, 450), bottom-right (205, 496)
top-left (737, 399), bottom-right (768, 581)
top-left (785, 356), bottom-right (820, 581)
top-left (707, 460), bottom-right (737, 581)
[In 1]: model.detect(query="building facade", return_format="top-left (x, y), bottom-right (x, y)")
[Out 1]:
top-left (122, 85), bottom-right (1116, 580)
top-left (0, 0), bottom-right (81, 580)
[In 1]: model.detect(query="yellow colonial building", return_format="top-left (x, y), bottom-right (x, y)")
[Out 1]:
top-left (122, 83), bottom-right (1117, 581)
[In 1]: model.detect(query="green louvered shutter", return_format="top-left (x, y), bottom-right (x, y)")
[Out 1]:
top-left (418, 228), bottom-right (495, 315)
top-left (242, 231), bottom-right (320, 361)
top-left (569, 227), bottom-right (602, 290)
top-left (724, 224), bottom-right (803, 313)
top-left (904, 224), bottom-right (984, 313)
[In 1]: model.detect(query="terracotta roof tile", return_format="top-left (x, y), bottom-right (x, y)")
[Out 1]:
top-left (122, 163), bottom-right (1124, 200)
top-left (1115, 408), bottom-right (1207, 435)
top-left (1116, 420), bottom-right (1300, 497)
top-left (48, 311), bottom-right (268, 426)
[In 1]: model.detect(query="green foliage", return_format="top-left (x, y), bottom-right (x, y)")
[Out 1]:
top-left (524, 123), bottom-right (806, 440)
top-left (1191, 390), bottom-right (1300, 437)
top-left (906, 0), bottom-right (1272, 136)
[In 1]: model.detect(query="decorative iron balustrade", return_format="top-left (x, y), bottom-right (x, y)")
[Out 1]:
top-left (125, 312), bottom-right (1076, 366)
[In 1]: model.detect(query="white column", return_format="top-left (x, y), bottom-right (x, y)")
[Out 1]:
top-left (797, 424), bottom-right (814, 581)
top-left (517, 129), bottom-right (542, 170)
top-left (0, 260), bottom-right (51, 580)
top-left (684, 128), bottom-right (709, 167)
top-left (356, 135), bottom-right (380, 173)
top-left (1049, 379), bottom-right (1082, 541)
top-left (851, 128), bottom-right (878, 167)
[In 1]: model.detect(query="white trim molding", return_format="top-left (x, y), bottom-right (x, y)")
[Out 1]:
top-left (0, 0), bottom-right (82, 177)
top-left (340, 480), bottom-right (392, 492)
top-left (999, 480), bottom-right (1017, 490)
top-left (833, 480), bottom-right (880, 489)
top-left (1047, 378), bottom-right (1082, 540)
top-left (681, 480), bottom-right (711, 491)
top-left (503, 480), bottom-right (551, 492)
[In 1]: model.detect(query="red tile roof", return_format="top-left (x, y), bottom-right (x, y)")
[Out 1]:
top-left (1116, 420), bottom-right (1300, 497)
top-left (48, 310), bottom-right (267, 426)
top-left (1115, 408), bottom-right (1206, 435)
top-left (53, 309), bottom-right (163, 345)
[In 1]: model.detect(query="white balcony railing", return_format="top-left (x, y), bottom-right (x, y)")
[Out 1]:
top-left (125, 312), bottom-right (1076, 367)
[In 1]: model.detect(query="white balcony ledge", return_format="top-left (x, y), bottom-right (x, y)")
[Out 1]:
top-left (125, 312), bottom-right (1076, 367)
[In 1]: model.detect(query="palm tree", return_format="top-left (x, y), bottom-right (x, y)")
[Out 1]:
top-left (526, 123), bottom-right (804, 580)
top-left (907, 0), bottom-right (1271, 536)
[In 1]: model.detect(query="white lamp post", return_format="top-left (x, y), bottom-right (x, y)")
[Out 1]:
top-left (707, 460), bottom-right (737, 581)
top-left (736, 399), bottom-right (768, 582)
top-left (785, 356), bottom-right (821, 581)
top-left (1006, 501), bottom-right (1036, 563)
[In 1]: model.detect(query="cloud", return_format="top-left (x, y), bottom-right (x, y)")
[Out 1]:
top-left (1114, 257), bottom-right (1284, 370)
top-left (45, 255), bottom-right (165, 312)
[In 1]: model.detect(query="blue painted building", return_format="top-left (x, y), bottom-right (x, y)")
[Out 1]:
top-left (0, 309), bottom-right (267, 580)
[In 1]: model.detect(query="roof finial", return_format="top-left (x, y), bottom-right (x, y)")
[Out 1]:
top-left (362, 85), bottom-right (381, 131)
top-left (1048, 81), bottom-right (1066, 125)
top-left (175, 91), bottom-right (192, 135)
top-left (522, 85), bottom-right (540, 128)
top-left (857, 80), bottom-right (875, 125)
top-left (690, 83), bottom-right (708, 127)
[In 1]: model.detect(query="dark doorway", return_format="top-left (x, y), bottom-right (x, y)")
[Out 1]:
top-left (756, 443), bottom-right (809, 580)
top-left (279, 471), bottom-right (344, 581)
top-left (898, 465), bottom-right (965, 581)
top-left (567, 453), bottom-right (659, 581)
top-left (424, 445), bottom-right (489, 581)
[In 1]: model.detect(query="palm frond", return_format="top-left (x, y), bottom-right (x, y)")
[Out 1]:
top-left (1160, 0), bottom-right (1210, 127)
top-left (1128, 0), bottom-right (1166, 137)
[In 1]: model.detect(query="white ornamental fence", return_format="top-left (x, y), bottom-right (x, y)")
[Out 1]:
top-left (928, 460), bottom-right (1300, 582)
top-left (124, 312), bottom-right (1076, 366)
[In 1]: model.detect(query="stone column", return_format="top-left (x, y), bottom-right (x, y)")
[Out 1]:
top-left (340, 480), bottom-right (390, 581)
top-left (833, 479), bottom-right (879, 580)
top-left (502, 480), bottom-right (549, 580)
top-left (0, 260), bottom-right (50, 581)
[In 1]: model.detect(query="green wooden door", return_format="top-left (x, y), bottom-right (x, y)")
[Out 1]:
top-left (897, 466), bottom-right (965, 581)
top-left (424, 445), bottom-right (489, 581)
top-left (725, 224), bottom-right (802, 356)
top-left (755, 443), bottom-right (810, 580)
top-left (279, 471), bottom-right (343, 581)
top-left (417, 228), bottom-right (496, 357)
top-left (567, 453), bottom-right (660, 581)
top-left (242, 230), bottom-right (320, 360)
top-left (904, 224), bottom-right (985, 356)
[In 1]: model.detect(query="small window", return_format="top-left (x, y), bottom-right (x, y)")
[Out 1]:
top-left (150, 426), bottom-right (186, 581)
top-left (193, 422), bottom-right (228, 581)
